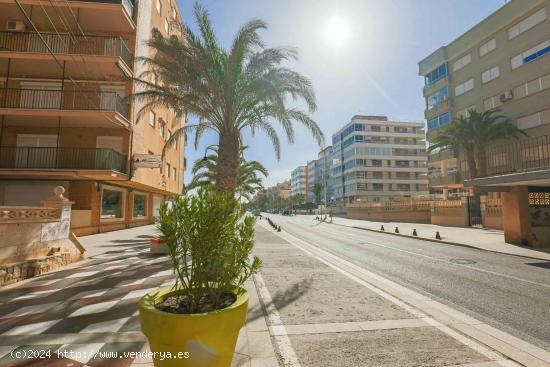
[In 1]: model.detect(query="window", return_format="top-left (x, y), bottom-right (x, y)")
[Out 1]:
top-left (452, 54), bottom-right (471, 72)
top-left (133, 193), bottom-right (147, 217)
top-left (166, 162), bottom-right (171, 176)
top-left (149, 112), bottom-right (156, 127)
top-left (172, 7), bottom-right (176, 19)
top-left (172, 167), bottom-right (177, 180)
top-left (427, 112), bottom-right (451, 132)
top-left (156, 0), bottom-right (162, 14)
top-left (424, 63), bottom-right (448, 86)
top-left (517, 112), bottom-right (542, 130)
top-left (511, 39), bottom-right (550, 69)
top-left (159, 122), bottom-right (164, 138)
top-left (372, 183), bottom-right (383, 191)
top-left (164, 19), bottom-right (169, 34)
top-left (482, 66), bottom-right (500, 84)
top-left (101, 188), bottom-right (124, 219)
top-left (479, 38), bottom-right (496, 57)
top-left (427, 87), bottom-right (449, 109)
top-left (508, 8), bottom-right (546, 39)
top-left (455, 79), bottom-right (474, 96)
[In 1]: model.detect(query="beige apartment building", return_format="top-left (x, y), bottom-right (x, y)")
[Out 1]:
top-left (0, 0), bottom-right (185, 235)
top-left (419, 0), bottom-right (550, 246)
top-left (331, 115), bottom-right (429, 204)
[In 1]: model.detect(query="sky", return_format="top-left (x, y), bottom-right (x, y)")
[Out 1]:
top-left (177, 0), bottom-right (506, 187)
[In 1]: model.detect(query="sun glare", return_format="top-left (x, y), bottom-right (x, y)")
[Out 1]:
top-left (324, 17), bottom-right (351, 46)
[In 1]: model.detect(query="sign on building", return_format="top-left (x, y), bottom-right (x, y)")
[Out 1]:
top-left (133, 154), bottom-right (162, 168)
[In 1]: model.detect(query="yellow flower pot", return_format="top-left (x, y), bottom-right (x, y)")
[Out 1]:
top-left (139, 285), bottom-right (248, 367)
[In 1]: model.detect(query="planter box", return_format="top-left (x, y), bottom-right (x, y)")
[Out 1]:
top-left (150, 238), bottom-right (169, 254)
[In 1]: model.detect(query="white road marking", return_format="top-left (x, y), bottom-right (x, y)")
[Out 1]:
top-left (289, 219), bottom-right (550, 289)
top-left (253, 272), bottom-right (301, 367)
top-left (259, 221), bottom-right (539, 366)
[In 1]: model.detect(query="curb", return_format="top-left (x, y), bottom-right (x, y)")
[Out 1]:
top-left (324, 220), bottom-right (550, 262)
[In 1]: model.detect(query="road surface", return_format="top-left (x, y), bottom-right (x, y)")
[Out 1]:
top-left (267, 214), bottom-right (550, 350)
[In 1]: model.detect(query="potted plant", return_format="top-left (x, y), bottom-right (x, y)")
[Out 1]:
top-left (139, 188), bottom-right (261, 367)
top-left (149, 237), bottom-right (169, 254)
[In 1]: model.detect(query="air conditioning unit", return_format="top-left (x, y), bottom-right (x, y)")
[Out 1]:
top-left (6, 20), bottom-right (26, 32)
top-left (499, 90), bottom-right (513, 102)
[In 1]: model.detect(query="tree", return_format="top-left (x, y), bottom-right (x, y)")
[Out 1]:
top-left (292, 193), bottom-right (305, 206)
top-left (312, 183), bottom-right (323, 204)
top-left (186, 146), bottom-right (268, 202)
top-left (427, 109), bottom-right (526, 178)
top-left (132, 3), bottom-right (324, 195)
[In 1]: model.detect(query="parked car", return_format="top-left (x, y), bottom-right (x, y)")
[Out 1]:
top-left (282, 208), bottom-right (290, 216)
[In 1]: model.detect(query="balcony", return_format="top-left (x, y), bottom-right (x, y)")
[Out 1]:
top-left (0, 146), bottom-right (126, 173)
top-left (463, 135), bottom-right (550, 187)
top-left (0, 88), bottom-right (130, 128)
top-left (425, 99), bottom-right (451, 120)
top-left (429, 172), bottom-right (462, 187)
top-left (0, 31), bottom-right (133, 78)
top-left (428, 149), bottom-right (456, 163)
top-left (69, 0), bottom-right (135, 17)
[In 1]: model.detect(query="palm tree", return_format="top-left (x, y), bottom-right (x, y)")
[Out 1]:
top-left (186, 146), bottom-right (268, 202)
top-left (428, 109), bottom-right (526, 178)
top-left (132, 3), bottom-right (324, 194)
top-left (312, 183), bottom-right (323, 204)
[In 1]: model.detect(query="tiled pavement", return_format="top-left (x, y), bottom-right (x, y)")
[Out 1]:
top-left (0, 226), bottom-right (279, 367)
top-left (0, 233), bottom-right (173, 366)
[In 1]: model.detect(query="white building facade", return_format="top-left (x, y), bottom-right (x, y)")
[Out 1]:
top-left (331, 115), bottom-right (429, 203)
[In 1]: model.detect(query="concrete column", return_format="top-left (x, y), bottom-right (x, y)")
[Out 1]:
top-left (501, 186), bottom-right (532, 246)
top-left (442, 187), bottom-right (449, 200)
top-left (41, 186), bottom-right (74, 242)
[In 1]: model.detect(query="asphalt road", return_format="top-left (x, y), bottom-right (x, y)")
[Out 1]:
top-left (266, 214), bottom-right (550, 350)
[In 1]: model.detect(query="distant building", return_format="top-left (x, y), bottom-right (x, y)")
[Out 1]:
top-left (267, 180), bottom-right (291, 201)
top-left (307, 146), bottom-right (333, 204)
top-left (291, 166), bottom-right (308, 198)
top-left (331, 115), bottom-right (428, 204)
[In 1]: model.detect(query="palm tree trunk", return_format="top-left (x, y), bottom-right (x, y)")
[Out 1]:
top-left (466, 150), bottom-right (478, 179)
top-left (477, 146), bottom-right (488, 177)
top-left (216, 131), bottom-right (240, 194)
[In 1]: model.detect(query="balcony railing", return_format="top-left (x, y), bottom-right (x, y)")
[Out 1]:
top-left (428, 149), bottom-right (456, 163)
top-left (429, 172), bottom-right (462, 186)
top-left (68, 0), bottom-right (134, 16)
top-left (467, 135), bottom-right (550, 178)
top-left (0, 31), bottom-right (133, 69)
top-left (0, 147), bottom-right (127, 173)
top-left (0, 88), bottom-right (129, 119)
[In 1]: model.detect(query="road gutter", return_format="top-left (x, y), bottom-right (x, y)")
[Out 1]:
top-left (263, 221), bottom-right (550, 367)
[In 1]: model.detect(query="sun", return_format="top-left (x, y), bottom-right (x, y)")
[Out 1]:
top-left (324, 17), bottom-right (351, 46)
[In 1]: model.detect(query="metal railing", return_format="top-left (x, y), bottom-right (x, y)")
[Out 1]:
top-left (461, 135), bottom-right (550, 178)
top-left (0, 88), bottom-right (129, 119)
top-left (429, 172), bottom-right (462, 186)
top-left (428, 149), bottom-right (455, 163)
top-left (0, 31), bottom-right (133, 69)
top-left (0, 147), bottom-right (127, 173)
top-left (67, 0), bottom-right (135, 15)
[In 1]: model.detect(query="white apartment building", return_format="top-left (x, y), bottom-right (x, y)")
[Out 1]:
top-left (290, 165), bottom-right (308, 198)
top-left (331, 115), bottom-right (429, 203)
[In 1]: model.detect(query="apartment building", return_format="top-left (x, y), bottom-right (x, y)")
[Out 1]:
top-left (0, 0), bottom-right (185, 235)
top-left (419, 0), bottom-right (550, 247)
top-left (307, 146), bottom-right (333, 204)
top-left (290, 165), bottom-right (308, 198)
top-left (267, 180), bottom-right (291, 201)
top-left (419, 0), bottom-right (550, 199)
top-left (331, 115), bottom-right (428, 204)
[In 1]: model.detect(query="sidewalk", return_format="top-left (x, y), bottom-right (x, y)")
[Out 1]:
top-left (0, 225), bottom-right (277, 367)
top-left (253, 221), bottom-right (523, 367)
top-left (320, 215), bottom-right (550, 261)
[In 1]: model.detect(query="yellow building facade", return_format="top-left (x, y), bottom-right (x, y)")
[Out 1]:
top-left (0, 0), bottom-right (185, 235)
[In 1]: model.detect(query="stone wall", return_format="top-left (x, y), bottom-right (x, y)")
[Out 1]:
top-left (0, 187), bottom-right (85, 287)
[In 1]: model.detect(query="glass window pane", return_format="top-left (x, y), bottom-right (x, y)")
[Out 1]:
top-left (101, 189), bottom-right (123, 219)
top-left (133, 194), bottom-right (147, 217)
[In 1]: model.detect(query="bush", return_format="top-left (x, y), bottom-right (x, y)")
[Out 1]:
top-left (157, 187), bottom-right (261, 314)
